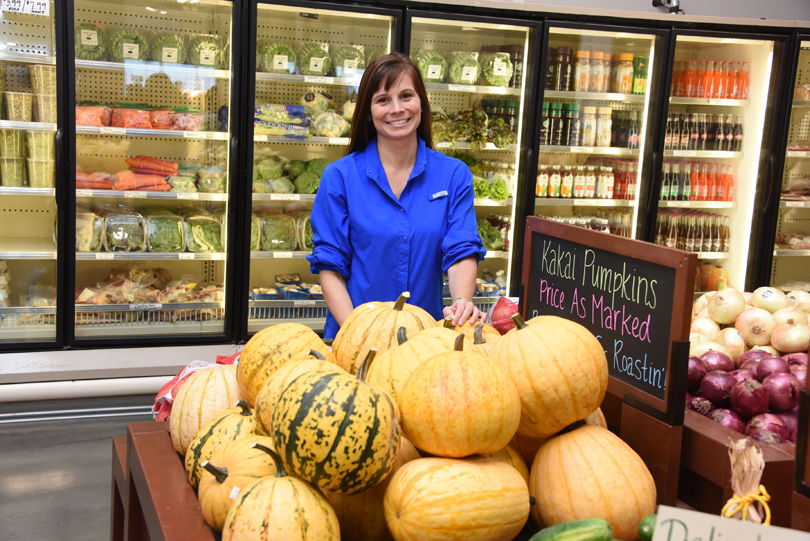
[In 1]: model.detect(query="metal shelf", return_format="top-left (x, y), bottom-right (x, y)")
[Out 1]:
top-left (0, 238), bottom-right (56, 259)
top-left (75, 301), bottom-right (224, 313)
top-left (484, 250), bottom-right (509, 259)
top-left (780, 200), bottom-right (810, 207)
top-left (664, 150), bottom-right (741, 159)
top-left (535, 198), bottom-right (635, 207)
top-left (0, 187), bottom-right (54, 197)
top-left (474, 197), bottom-right (512, 207)
top-left (76, 252), bottom-right (226, 261)
top-left (696, 252), bottom-right (730, 260)
top-left (76, 189), bottom-right (226, 201)
top-left (75, 321), bottom-right (225, 338)
top-left (76, 59), bottom-right (230, 79)
top-left (792, 101), bottom-right (810, 108)
top-left (249, 318), bottom-right (323, 334)
top-left (786, 151), bottom-right (810, 158)
top-left (253, 193), bottom-right (315, 202)
top-left (77, 126), bottom-right (228, 140)
top-left (0, 121), bottom-right (56, 132)
top-left (659, 201), bottom-right (735, 209)
top-left (774, 249), bottom-right (810, 257)
top-left (538, 145), bottom-right (639, 156)
top-left (250, 251), bottom-right (310, 259)
top-left (436, 142), bottom-right (517, 151)
top-left (0, 52), bottom-right (54, 65)
top-left (254, 72), bottom-right (362, 86)
top-left (254, 135), bottom-right (346, 145)
top-left (425, 82), bottom-right (521, 96)
top-left (543, 90), bottom-right (645, 103)
top-left (668, 97), bottom-right (749, 107)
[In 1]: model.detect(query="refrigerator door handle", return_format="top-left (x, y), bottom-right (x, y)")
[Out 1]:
top-left (55, 129), bottom-right (65, 208)
top-left (762, 154), bottom-right (775, 214)
top-left (646, 151), bottom-right (659, 217)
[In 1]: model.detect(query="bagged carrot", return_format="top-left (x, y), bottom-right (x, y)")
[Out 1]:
top-left (126, 156), bottom-right (178, 174)
top-left (113, 171), bottom-right (169, 190)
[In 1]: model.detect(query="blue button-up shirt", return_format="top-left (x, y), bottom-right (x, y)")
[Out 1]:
top-left (307, 137), bottom-right (485, 338)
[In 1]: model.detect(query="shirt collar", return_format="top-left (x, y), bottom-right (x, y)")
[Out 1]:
top-left (363, 136), bottom-right (427, 186)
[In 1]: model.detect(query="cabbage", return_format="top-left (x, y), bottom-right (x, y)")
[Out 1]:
top-left (310, 111), bottom-right (349, 138)
top-left (300, 92), bottom-right (333, 117)
top-left (294, 172), bottom-right (320, 194)
top-left (307, 158), bottom-right (329, 179)
top-left (341, 99), bottom-right (356, 123)
top-left (479, 52), bottom-right (513, 87)
top-left (252, 165), bottom-right (261, 182)
top-left (188, 35), bottom-right (225, 68)
top-left (75, 23), bottom-right (108, 61)
top-left (151, 32), bottom-right (186, 64)
top-left (258, 156), bottom-right (284, 180)
top-left (448, 52), bottom-right (480, 85)
top-left (299, 43), bottom-right (331, 76)
top-left (270, 177), bottom-right (295, 194)
top-left (285, 160), bottom-right (307, 180)
top-left (253, 181), bottom-right (271, 193)
top-left (413, 50), bottom-right (447, 83)
top-left (257, 41), bottom-right (296, 74)
top-left (332, 45), bottom-right (365, 77)
top-left (109, 28), bottom-right (150, 62)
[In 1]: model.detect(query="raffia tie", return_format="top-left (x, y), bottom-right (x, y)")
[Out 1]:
top-left (720, 484), bottom-right (772, 525)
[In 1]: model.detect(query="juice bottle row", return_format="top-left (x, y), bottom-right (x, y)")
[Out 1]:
top-left (664, 112), bottom-right (743, 152)
top-left (536, 159), bottom-right (638, 200)
top-left (540, 102), bottom-right (640, 148)
top-left (536, 210), bottom-right (633, 237)
top-left (545, 48), bottom-right (648, 95)
top-left (660, 161), bottom-right (735, 202)
top-left (654, 210), bottom-right (730, 253)
top-left (671, 60), bottom-right (750, 100)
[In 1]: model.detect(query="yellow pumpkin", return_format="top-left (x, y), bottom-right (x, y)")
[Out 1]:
top-left (254, 355), bottom-right (345, 436)
top-left (237, 323), bottom-right (330, 406)
top-left (399, 335), bottom-right (521, 457)
top-left (170, 364), bottom-right (243, 457)
top-left (222, 444), bottom-right (340, 540)
top-left (366, 325), bottom-right (474, 402)
top-left (490, 314), bottom-right (608, 438)
top-left (511, 407), bottom-right (608, 465)
top-left (476, 443), bottom-right (529, 486)
top-left (198, 436), bottom-right (278, 532)
top-left (529, 425), bottom-right (656, 541)
top-left (332, 292), bottom-right (438, 374)
top-left (384, 457), bottom-right (529, 541)
top-left (443, 317), bottom-right (502, 357)
top-left (323, 438), bottom-right (421, 541)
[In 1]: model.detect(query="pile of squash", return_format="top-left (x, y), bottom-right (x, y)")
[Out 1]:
top-left (168, 292), bottom-right (657, 541)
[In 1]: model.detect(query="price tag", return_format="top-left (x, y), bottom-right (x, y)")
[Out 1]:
top-left (436, 142), bottom-right (452, 148)
top-left (124, 191), bottom-right (147, 198)
top-left (254, 134), bottom-right (269, 142)
top-left (95, 253), bottom-right (114, 260)
top-left (707, 99), bottom-right (725, 106)
top-left (271, 194), bottom-right (300, 201)
top-left (493, 60), bottom-right (508, 76)
top-left (161, 47), bottom-right (178, 63)
top-left (100, 127), bottom-right (126, 135)
top-left (122, 43), bottom-right (139, 60)
top-left (199, 50), bottom-right (216, 66)
top-left (427, 64), bottom-right (442, 79)
top-left (787, 151), bottom-right (805, 157)
top-left (461, 66), bottom-right (477, 83)
top-left (678, 150), bottom-right (697, 157)
top-left (309, 57), bottom-right (325, 72)
top-left (2, 0), bottom-right (50, 15)
top-left (294, 300), bottom-right (316, 307)
top-left (571, 146), bottom-right (594, 153)
top-left (80, 28), bottom-right (98, 46)
top-left (183, 131), bottom-right (207, 139)
top-left (343, 59), bottom-right (358, 75)
top-left (178, 253), bottom-right (195, 259)
top-left (130, 303), bottom-right (162, 311)
top-left (575, 200), bottom-right (600, 206)
top-left (76, 189), bottom-right (92, 197)
top-left (448, 84), bottom-right (476, 92)
top-left (304, 76), bottom-right (334, 84)
top-left (669, 201), bottom-right (688, 207)
top-left (786, 201), bottom-right (805, 207)
top-left (273, 252), bottom-right (294, 258)
top-left (177, 193), bottom-right (199, 200)
top-left (228, 486), bottom-right (240, 500)
top-left (328, 137), bottom-right (346, 145)
top-left (273, 54), bottom-right (288, 71)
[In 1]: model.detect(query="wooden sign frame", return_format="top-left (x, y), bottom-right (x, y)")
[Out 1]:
top-left (796, 390), bottom-right (810, 498)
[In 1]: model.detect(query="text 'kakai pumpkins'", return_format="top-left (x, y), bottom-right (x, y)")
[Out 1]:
top-left (271, 349), bottom-right (401, 494)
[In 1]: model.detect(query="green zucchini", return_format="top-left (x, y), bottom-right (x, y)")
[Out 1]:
top-left (638, 513), bottom-right (657, 541)
top-left (529, 518), bottom-right (613, 541)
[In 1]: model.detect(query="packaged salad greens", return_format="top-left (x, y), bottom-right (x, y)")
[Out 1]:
top-left (108, 28), bottom-right (151, 62)
top-left (298, 42), bottom-right (331, 76)
top-left (151, 32), bottom-right (186, 64)
top-left (300, 92), bottom-right (333, 117)
top-left (412, 49), bottom-right (448, 83)
top-left (478, 52), bottom-right (513, 87)
top-left (250, 214), bottom-right (261, 251)
top-left (296, 212), bottom-right (313, 251)
top-left (188, 35), bottom-right (226, 68)
top-left (76, 207), bottom-right (103, 252)
top-left (310, 111), bottom-right (349, 138)
top-left (332, 45), bottom-right (365, 77)
top-left (100, 207), bottom-right (146, 252)
top-left (447, 52), bottom-right (480, 85)
top-left (185, 216), bottom-right (222, 252)
top-left (257, 41), bottom-right (296, 74)
top-left (0, 130), bottom-right (24, 157)
top-left (75, 23), bottom-right (108, 61)
top-left (168, 176), bottom-right (197, 193)
top-left (145, 212), bottom-right (185, 252)
top-left (260, 213), bottom-right (297, 251)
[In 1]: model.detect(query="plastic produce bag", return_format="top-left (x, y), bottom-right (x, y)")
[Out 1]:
top-left (341, 98), bottom-right (356, 124)
top-left (257, 40), bottom-right (296, 74)
top-left (260, 212), bottom-right (297, 251)
top-left (298, 42), bottom-right (331, 76)
top-left (300, 92), bottom-right (334, 117)
top-left (447, 51), bottom-right (480, 85)
top-left (197, 166), bottom-right (227, 193)
top-left (254, 104), bottom-right (310, 126)
top-left (253, 120), bottom-right (309, 138)
top-left (478, 52), bottom-right (513, 87)
top-left (332, 45), bottom-right (365, 77)
top-left (108, 28), bottom-right (151, 62)
top-left (310, 111), bottom-right (349, 138)
top-left (75, 23), bottom-right (108, 61)
top-left (412, 49), bottom-right (448, 83)
top-left (151, 32), bottom-right (186, 64)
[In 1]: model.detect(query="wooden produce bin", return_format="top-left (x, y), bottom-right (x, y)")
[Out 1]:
top-left (793, 388), bottom-right (810, 531)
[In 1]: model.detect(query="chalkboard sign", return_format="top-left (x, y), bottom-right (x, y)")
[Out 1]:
top-left (521, 217), bottom-right (696, 421)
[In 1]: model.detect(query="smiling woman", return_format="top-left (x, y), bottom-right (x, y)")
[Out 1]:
top-left (306, 53), bottom-right (487, 339)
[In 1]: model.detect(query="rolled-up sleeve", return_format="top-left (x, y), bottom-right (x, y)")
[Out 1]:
top-left (307, 164), bottom-right (352, 280)
top-left (441, 164), bottom-right (486, 273)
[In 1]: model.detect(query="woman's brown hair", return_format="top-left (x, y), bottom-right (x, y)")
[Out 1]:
top-left (345, 52), bottom-right (433, 156)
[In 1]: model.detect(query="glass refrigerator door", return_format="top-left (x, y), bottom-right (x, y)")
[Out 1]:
top-left (771, 40), bottom-right (810, 292)
top-left (72, 0), bottom-right (234, 339)
top-left (536, 27), bottom-right (660, 239)
top-left (654, 35), bottom-right (777, 294)
top-left (247, 3), bottom-right (397, 335)
top-left (409, 15), bottom-right (533, 311)
top-left (0, 2), bottom-right (58, 343)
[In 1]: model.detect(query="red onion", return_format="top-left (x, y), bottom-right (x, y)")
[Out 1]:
top-left (700, 350), bottom-right (735, 372)
top-left (700, 371), bottom-right (737, 408)
top-left (729, 369), bottom-right (757, 384)
top-left (763, 372), bottom-right (801, 412)
top-left (783, 352), bottom-right (809, 367)
top-left (687, 356), bottom-right (707, 391)
top-left (756, 356), bottom-right (790, 381)
top-left (740, 359), bottom-right (762, 373)
top-left (686, 396), bottom-right (715, 417)
top-left (748, 430), bottom-right (787, 445)
top-left (709, 408), bottom-right (746, 433)
top-left (745, 413), bottom-right (789, 439)
top-left (790, 364), bottom-right (807, 390)
top-left (776, 412), bottom-right (799, 443)
top-left (729, 379), bottom-right (770, 418)
top-left (738, 349), bottom-right (772, 366)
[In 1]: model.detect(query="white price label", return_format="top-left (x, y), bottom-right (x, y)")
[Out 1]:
top-left (448, 84), bottom-right (475, 92)
top-left (492, 60), bottom-right (508, 76)
top-left (229, 486), bottom-right (240, 500)
top-left (677, 150), bottom-right (697, 157)
top-left (161, 47), bottom-right (178, 63)
top-left (199, 50), bottom-right (216, 66)
top-left (786, 201), bottom-right (805, 207)
top-left (304, 76), bottom-right (334, 84)
top-left (571, 146), bottom-right (594, 153)
top-left (130, 303), bottom-right (162, 311)
top-left (76, 189), bottom-right (92, 197)
top-left (669, 201), bottom-right (688, 207)
top-left (273, 54), bottom-right (288, 71)
top-left (254, 134), bottom-right (269, 142)
top-left (95, 253), bottom-right (114, 260)
top-left (183, 131), bottom-right (207, 139)
top-left (787, 151), bottom-right (805, 157)
top-left (2, 0), bottom-right (50, 15)
top-left (100, 127), bottom-right (126, 135)
top-left (177, 193), bottom-right (199, 200)
top-left (80, 29), bottom-right (98, 46)
top-left (124, 191), bottom-right (147, 198)
top-left (343, 59), bottom-right (358, 74)
top-left (122, 43), bottom-right (139, 60)
top-left (273, 252), bottom-right (294, 258)
top-left (328, 137), bottom-right (346, 145)
top-left (294, 300), bottom-right (316, 307)
top-left (575, 200), bottom-right (600, 206)
top-left (178, 253), bottom-right (195, 259)
top-left (461, 66), bottom-right (477, 83)
top-left (427, 64), bottom-right (442, 79)
top-left (271, 194), bottom-right (300, 201)
top-left (707, 99), bottom-right (725, 106)
top-left (309, 57), bottom-right (325, 72)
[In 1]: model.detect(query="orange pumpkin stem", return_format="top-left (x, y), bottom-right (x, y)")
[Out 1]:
top-left (453, 333), bottom-right (465, 351)
top-left (235, 400), bottom-right (252, 416)
top-left (251, 443), bottom-right (287, 478)
top-left (201, 460), bottom-right (228, 484)
top-left (394, 292), bottom-right (410, 311)
top-left (307, 349), bottom-right (326, 360)
top-left (443, 316), bottom-right (454, 329)
top-left (355, 348), bottom-right (377, 383)
top-left (473, 323), bottom-right (487, 345)
top-left (397, 327), bottom-right (408, 346)
top-left (512, 313), bottom-right (528, 330)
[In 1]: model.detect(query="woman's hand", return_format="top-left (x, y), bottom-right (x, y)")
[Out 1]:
top-left (443, 297), bottom-right (485, 327)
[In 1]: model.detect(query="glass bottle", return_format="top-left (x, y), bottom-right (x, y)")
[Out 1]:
top-left (539, 101), bottom-right (549, 145)
top-left (685, 216), bottom-right (695, 252)
top-left (699, 60), bottom-right (714, 98)
top-left (564, 103), bottom-right (581, 147)
top-left (685, 60), bottom-right (699, 97)
top-left (723, 116), bottom-right (733, 152)
top-left (682, 163), bottom-right (692, 201)
top-left (554, 48), bottom-right (573, 91)
top-left (549, 165), bottom-right (561, 198)
top-left (589, 51), bottom-right (604, 93)
top-left (739, 62), bottom-right (750, 100)
top-left (580, 106), bottom-right (597, 147)
top-left (584, 166), bottom-right (596, 198)
top-left (689, 113), bottom-right (700, 150)
top-left (573, 166), bottom-right (586, 198)
top-left (705, 113), bottom-right (716, 150)
top-left (545, 47), bottom-right (556, 90)
top-left (627, 163), bottom-right (638, 200)
top-left (661, 162), bottom-right (671, 201)
top-left (720, 216), bottom-right (730, 251)
top-left (604, 166), bottom-right (615, 199)
top-left (656, 214), bottom-right (666, 245)
top-left (671, 163), bottom-right (681, 201)
top-left (715, 113), bottom-right (725, 151)
top-left (574, 50), bottom-right (591, 92)
top-left (615, 54), bottom-right (634, 94)
top-left (702, 216), bottom-right (713, 253)
top-left (664, 115), bottom-right (673, 150)
top-left (632, 56), bottom-right (647, 95)
top-left (629, 112), bottom-right (640, 149)
top-left (666, 215), bottom-right (678, 248)
top-left (699, 113), bottom-right (708, 151)
top-left (680, 113), bottom-right (691, 150)
top-left (732, 115), bottom-right (743, 152)
top-left (561, 165), bottom-right (574, 198)
top-left (601, 53), bottom-right (613, 93)
top-left (549, 103), bottom-right (563, 146)
top-left (595, 107), bottom-right (612, 148)
top-left (536, 165), bottom-right (549, 197)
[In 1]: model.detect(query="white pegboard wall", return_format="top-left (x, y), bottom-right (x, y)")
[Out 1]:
top-left (76, 136), bottom-right (227, 171)
top-left (0, 8), bottom-right (55, 57)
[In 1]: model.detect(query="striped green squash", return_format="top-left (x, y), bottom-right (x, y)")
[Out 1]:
top-left (271, 349), bottom-right (401, 494)
top-left (184, 401), bottom-right (257, 490)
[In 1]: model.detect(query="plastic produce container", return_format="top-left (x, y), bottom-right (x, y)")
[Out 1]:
top-left (27, 159), bottom-right (54, 188)
top-left (185, 215), bottom-right (223, 252)
top-left (260, 214), bottom-right (297, 251)
top-left (26, 132), bottom-right (54, 160)
top-left (0, 156), bottom-right (26, 187)
top-left (103, 211), bottom-right (146, 252)
top-left (5, 92), bottom-right (32, 122)
top-left (34, 94), bottom-right (56, 123)
top-left (146, 214), bottom-right (185, 252)
top-left (76, 211), bottom-right (103, 252)
top-left (250, 214), bottom-right (261, 251)
top-left (30, 66), bottom-right (56, 95)
top-left (0, 130), bottom-right (24, 157)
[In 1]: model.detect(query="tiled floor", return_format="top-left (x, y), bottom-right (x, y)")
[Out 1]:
top-left (0, 395), bottom-right (154, 540)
